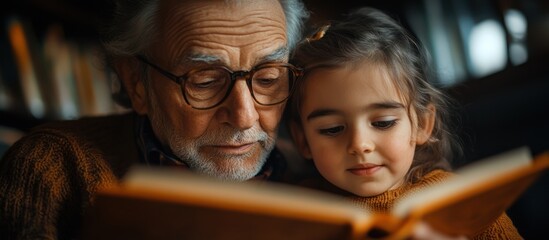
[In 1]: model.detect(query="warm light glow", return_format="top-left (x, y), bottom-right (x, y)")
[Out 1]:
top-left (505, 9), bottom-right (528, 65)
top-left (509, 42), bottom-right (528, 65)
top-left (504, 9), bottom-right (527, 40)
top-left (468, 20), bottom-right (507, 77)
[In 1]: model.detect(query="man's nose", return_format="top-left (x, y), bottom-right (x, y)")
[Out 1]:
top-left (219, 81), bottom-right (259, 129)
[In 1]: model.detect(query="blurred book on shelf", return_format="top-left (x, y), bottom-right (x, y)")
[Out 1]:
top-left (7, 16), bottom-right (46, 119)
top-left (72, 42), bottom-right (117, 117)
top-left (43, 24), bottom-right (79, 119)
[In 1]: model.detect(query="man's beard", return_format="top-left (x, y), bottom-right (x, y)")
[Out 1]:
top-left (147, 92), bottom-right (276, 181)
top-left (167, 122), bottom-right (275, 181)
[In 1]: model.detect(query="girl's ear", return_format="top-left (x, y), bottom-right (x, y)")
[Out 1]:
top-left (289, 121), bottom-right (313, 159)
top-left (114, 58), bottom-right (148, 115)
top-left (416, 104), bottom-right (436, 145)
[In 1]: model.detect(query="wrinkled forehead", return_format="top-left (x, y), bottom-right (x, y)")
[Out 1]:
top-left (152, 0), bottom-right (288, 68)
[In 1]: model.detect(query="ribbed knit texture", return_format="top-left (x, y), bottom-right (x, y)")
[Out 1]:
top-left (0, 113), bottom-right (139, 239)
top-left (348, 170), bottom-right (523, 239)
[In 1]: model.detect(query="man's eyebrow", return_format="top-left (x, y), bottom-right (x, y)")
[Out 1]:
top-left (258, 47), bottom-right (289, 63)
top-left (184, 54), bottom-right (222, 65)
top-left (176, 47), bottom-right (288, 67)
top-left (306, 101), bottom-right (405, 122)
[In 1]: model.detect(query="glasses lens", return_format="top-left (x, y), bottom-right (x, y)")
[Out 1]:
top-left (251, 66), bottom-right (292, 105)
top-left (184, 69), bottom-right (230, 108)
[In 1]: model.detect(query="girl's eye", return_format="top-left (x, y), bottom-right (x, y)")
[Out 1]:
top-left (372, 120), bottom-right (397, 130)
top-left (318, 126), bottom-right (344, 136)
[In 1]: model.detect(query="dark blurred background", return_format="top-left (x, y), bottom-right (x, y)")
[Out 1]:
top-left (1, 0), bottom-right (548, 238)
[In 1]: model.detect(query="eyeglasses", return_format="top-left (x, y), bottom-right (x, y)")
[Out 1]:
top-left (137, 55), bottom-right (303, 110)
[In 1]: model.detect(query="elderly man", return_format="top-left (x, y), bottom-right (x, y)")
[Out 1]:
top-left (0, 0), bottom-right (307, 239)
top-left (105, 0), bottom-right (308, 182)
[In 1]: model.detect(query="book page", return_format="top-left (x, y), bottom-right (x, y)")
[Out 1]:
top-left (122, 166), bottom-right (370, 223)
top-left (392, 147), bottom-right (532, 217)
top-left (387, 147), bottom-right (549, 237)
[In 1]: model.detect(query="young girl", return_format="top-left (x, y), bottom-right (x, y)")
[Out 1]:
top-left (287, 7), bottom-right (521, 239)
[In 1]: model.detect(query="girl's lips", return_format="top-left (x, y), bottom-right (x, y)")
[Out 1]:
top-left (347, 164), bottom-right (382, 176)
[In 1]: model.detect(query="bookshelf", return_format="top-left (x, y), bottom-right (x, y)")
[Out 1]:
top-left (0, 1), bottom-right (123, 124)
top-left (0, 0), bottom-right (123, 156)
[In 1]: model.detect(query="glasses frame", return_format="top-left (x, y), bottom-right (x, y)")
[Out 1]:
top-left (136, 55), bottom-right (303, 110)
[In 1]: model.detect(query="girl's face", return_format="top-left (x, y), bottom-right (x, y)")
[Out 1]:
top-left (293, 62), bottom-right (433, 197)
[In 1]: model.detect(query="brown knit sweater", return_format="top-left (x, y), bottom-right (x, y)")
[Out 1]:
top-left (348, 170), bottom-right (522, 239)
top-left (0, 112), bottom-right (294, 239)
top-left (0, 113), bottom-right (140, 239)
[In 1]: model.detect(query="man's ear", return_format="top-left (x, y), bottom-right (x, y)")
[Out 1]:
top-left (114, 58), bottom-right (148, 114)
top-left (289, 121), bottom-right (313, 159)
top-left (416, 104), bottom-right (436, 145)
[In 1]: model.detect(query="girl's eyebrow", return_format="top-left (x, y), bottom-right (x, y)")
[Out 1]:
top-left (306, 109), bottom-right (341, 121)
top-left (370, 101), bottom-right (405, 109)
top-left (306, 101), bottom-right (405, 122)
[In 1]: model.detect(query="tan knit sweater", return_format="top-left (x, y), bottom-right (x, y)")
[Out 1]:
top-left (0, 113), bottom-right (140, 239)
top-left (348, 170), bottom-right (522, 239)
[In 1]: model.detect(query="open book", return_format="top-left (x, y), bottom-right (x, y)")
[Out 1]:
top-left (82, 148), bottom-right (549, 240)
